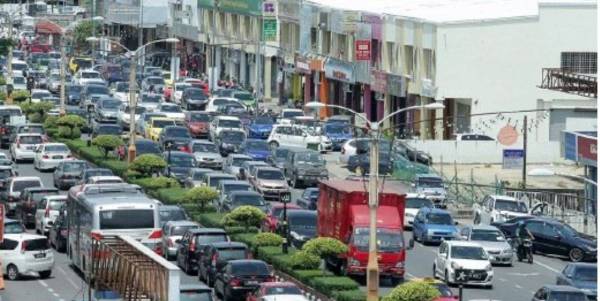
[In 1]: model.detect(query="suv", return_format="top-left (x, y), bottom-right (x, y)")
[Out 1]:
top-left (198, 242), bottom-right (249, 286)
top-left (283, 150), bottom-right (328, 188)
top-left (473, 195), bottom-right (530, 225)
top-left (18, 187), bottom-right (59, 228)
top-left (412, 207), bottom-right (459, 245)
top-left (161, 220), bottom-right (200, 260)
top-left (176, 228), bottom-right (229, 275)
top-left (2, 177), bottom-right (43, 216)
top-left (268, 124), bottom-right (332, 152)
top-left (35, 195), bottom-right (67, 235)
top-left (0, 233), bottom-right (54, 280)
top-left (413, 174), bottom-right (447, 208)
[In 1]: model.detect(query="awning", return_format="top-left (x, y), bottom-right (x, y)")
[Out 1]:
top-left (35, 20), bottom-right (63, 35)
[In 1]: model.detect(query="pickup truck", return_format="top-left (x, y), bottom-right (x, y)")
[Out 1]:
top-left (413, 174), bottom-right (447, 208)
top-left (473, 194), bottom-right (530, 225)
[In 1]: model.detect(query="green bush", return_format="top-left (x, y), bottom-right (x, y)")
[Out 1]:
top-left (309, 277), bottom-right (359, 296)
top-left (57, 114), bottom-right (86, 129)
top-left (290, 270), bottom-right (333, 283)
top-left (382, 280), bottom-right (441, 301)
top-left (12, 90), bottom-right (30, 102)
top-left (99, 160), bottom-right (128, 177)
top-left (92, 135), bottom-right (124, 158)
top-left (332, 290), bottom-right (367, 301)
top-left (224, 226), bottom-right (258, 235)
top-left (254, 233), bottom-right (284, 247)
top-left (302, 237), bottom-right (348, 258)
top-left (44, 115), bottom-right (59, 129)
top-left (154, 187), bottom-right (187, 204)
top-left (222, 206), bottom-right (266, 231)
top-left (133, 177), bottom-right (180, 191)
top-left (230, 233), bottom-right (258, 247)
top-left (290, 251), bottom-right (320, 270)
top-left (184, 186), bottom-right (219, 210)
top-left (129, 154), bottom-right (166, 177)
top-left (269, 253), bottom-right (296, 273)
top-left (57, 126), bottom-right (81, 139)
top-left (28, 112), bottom-right (43, 123)
top-left (256, 246), bottom-right (283, 260)
top-left (194, 213), bottom-right (226, 228)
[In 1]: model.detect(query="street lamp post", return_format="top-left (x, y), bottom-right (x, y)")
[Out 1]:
top-left (86, 36), bottom-right (179, 162)
top-left (305, 101), bottom-right (444, 301)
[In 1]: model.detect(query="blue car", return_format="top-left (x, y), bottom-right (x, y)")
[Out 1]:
top-left (247, 116), bottom-right (275, 139)
top-left (323, 122), bottom-right (353, 151)
top-left (556, 263), bottom-right (597, 299)
top-left (412, 207), bottom-right (458, 245)
top-left (240, 139), bottom-right (271, 161)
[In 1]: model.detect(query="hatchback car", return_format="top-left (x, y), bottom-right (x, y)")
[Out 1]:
top-left (53, 160), bottom-right (89, 190)
top-left (176, 228), bottom-right (229, 275)
top-left (279, 210), bottom-right (317, 248)
top-left (459, 225), bottom-right (513, 265)
top-left (412, 207), bottom-right (459, 245)
top-left (189, 140), bottom-right (223, 169)
top-left (0, 233), bottom-right (54, 280)
top-left (433, 240), bottom-right (493, 288)
top-left (295, 187), bottom-right (319, 210)
top-left (2, 177), bottom-right (43, 216)
top-left (163, 151), bottom-right (198, 183)
top-left (214, 260), bottom-right (273, 301)
top-left (10, 133), bottom-right (44, 162)
top-left (198, 242), bottom-right (249, 286)
top-left (19, 187), bottom-right (60, 228)
top-left (532, 285), bottom-right (587, 301)
top-left (181, 87), bottom-right (209, 110)
top-left (161, 220), bottom-right (200, 260)
top-left (35, 195), bottom-right (67, 235)
top-left (216, 180), bottom-right (254, 209)
top-left (158, 205), bottom-right (190, 228)
top-left (250, 167), bottom-right (289, 201)
top-left (186, 111), bottom-right (211, 138)
top-left (33, 143), bottom-right (72, 171)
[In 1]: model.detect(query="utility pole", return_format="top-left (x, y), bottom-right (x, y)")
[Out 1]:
top-left (366, 124), bottom-right (380, 301)
top-left (59, 36), bottom-right (66, 116)
top-left (128, 54), bottom-right (138, 162)
top-left (138, 0), bottom-right (144, 70)
top-left (6, 13), bottom-right (13, 105)
top-left (255, 17), bottom-right (262, 110)
top-left (209, 0), bottom-right (218, 93)
top-left (91, 0), bottom-right (96, 66)
top-left (522, 115), bottom-right (528, 189)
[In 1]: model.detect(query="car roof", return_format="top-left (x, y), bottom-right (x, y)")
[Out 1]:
top-left (208, 241), bottom-right (247, 248)
top-left (191, 139), bottom-right (215, 145)
top-left (216, 116), bottom-right (241, 121)
top-left (23, 187), bottom-right (58, 193)
top-left (11, 176), bottom-right (42, 182)
top-left (445, 241), bottom-right (483, 248)
top-left (188, 228), bottom-right (226, 234)
top-left (287, 210), bottom-right (316, 218)
top-left (543, 285), bottom-right (586, 292)
top-left (41, 195), bottom-right (67, 201)
top-left (255, 166), bottom-right (282, 173)
top-left (229, 259), bottom-right (267, 266)
top-left (165, 220), bottom-right (198, 227)
top-left (271, 203), bottom-right (301, 209)
top-left (220, 180), bottom-right (251, 186)
top-left (469, 225), bottom-right (502, 231)
top-left (229, 154), bottom-right (252, 159)
top-left (230, 191), bottom-right (262, 197)
top-left (4, 233), bottom-right (48, 241)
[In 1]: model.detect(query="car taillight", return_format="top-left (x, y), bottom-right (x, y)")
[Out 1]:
top-left (91, 231), bottom-right (103, 241)
top-left (179, 146), bottom-right (190, 153)
top-left (148, 229), bottom-right (162, 239)
top-left (229, 278), bottom-right (241, 286)
top-left (44, 207), bottom-right (50, 218)
top-left (21, 240), bottom-right (27, 253)
top-left (16, 139), bottom-right (20, 148)
top-left (43, 155), bottom-right (49, 159)
top-left (0, 128), bottom-right (4, 134)
top-left (211, 253), bottom-right (218, 266)
top-left (189, 241), bottom-right (196, 252)
top-left (153, 244), bottom-right (163, 256)
top-left (265, 275), bottom-right (275, 282)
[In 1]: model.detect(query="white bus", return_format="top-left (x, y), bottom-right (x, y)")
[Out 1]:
top-left (67, 183), bottom-right (163, 273)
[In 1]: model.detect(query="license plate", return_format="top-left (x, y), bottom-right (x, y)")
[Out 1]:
top-left (26, 146), bottom-right (34, 150)
top-left (246, 281), bottom-right (258, 285)
top-left (52, 155), bottom-right (63, 159)
top-left (34, 253), bottom-right (46, 259)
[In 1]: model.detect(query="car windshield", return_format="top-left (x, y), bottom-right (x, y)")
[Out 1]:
top-left (548, 292), bottom-right (587, 301)
top-left (166, 128), bottom-right (190, 137)
top-left (356, 139), bottom-right (391, 152)
top-left (97, 126), bottom-right (122, 135)
top-left (160, 209), bottom-right (187, 223)
top-left (125, 106), bottom-right (146, 114)
top-left (14, 77), bottom-right (25, 84)
top-left (209, 176), bottom-right (234, 187)
top-left (88, 86), bottom-right (109, 94)
top-left (574, 266), bottom-right (597, 281)
top-left (146, 77), bottom-right (164, 85)
top-left (161, 105), bottom-right (182, 113)
top-left (171, 225), bottom-right (198, 236)
top-left (217, 248), bottom-right (247, 260)
top-left (32, 92), bottom-right (51, 99)
top-left (406, 198), bottom-right (434, 209)
top-left (4, 221), bottom-right (25, 234)
top-left (189, 113), bottom-right (210, 122)
top-left (63, 162), bottom-right (86, 172)
top-left (142, 95), bottom-right (161, 103)
top-left (283, 111), bottom-right (303, 118)
top-left (169, 155), bottom-right (195, 167)
top-left (233, 195), bottom-right (265, 206)
top-left (101, 99), bottom-right (121, 109)
top-left (82, 72), bottom-right (100, 79)
top-left (470, 229), bottom-right (506, 242)
top-left (289, 215), bottom-right (316, 230)
top-left (246, 140), bottom-right (269, 151)
top-left (221, 131), bottom-right (245, 141)
top-left (451, 246), bottom-right (488, 260)
top-left (45, 145), bottom-right (69, 152)
top-left (220, 119), bottom-right (241, 128)
top-left (557, 223), bottom-right (578, 237)
top-left (418, 177), bottom-right (443, 188)
top-left (153, 120), bottom-right (176, 128)
top-left (193, 143), bottom-right (218, 153)
top-left (325, 124), bottom-right (351, 134)
top-left (254, 116), bottom-right (273, 124)
top-left (0, 169), bottom-right (13, 178)
top-left (67, 85), bottom-right (82, 93)
top-left (188, 89), bottom-right (206, 97)
top-left (265, 286), bottom-right (302, 295)
top-left (145, 114), bottom-right (166, 122)
top-left (13, 180), bottom-right (41, 193)
top-left (213, 98), bottom-right (231, 106)
top-left (19, 126), bottom-right (44, 134)
top-left (176, 84), bottom-right (191, 91)
top-left (116, 83), bottom-right (129, 92)
top-left (85, 170), bottom-right (113, 179)
top-left (257, 170), bottom-right (284, 180)
top-left (231, 263), bottom-right (269, 276)
top-left (24, 238), bottom-right (48, 251)
top-left (224, 184), bottom-right (251, 193)
top-left (427, 212), bottom-right (453, 225)
top-left (196, 233), bottom-right (228, 245)
top-left (234, 93), bottom-right (252, 100)
top-left (494, 200), bottom-right (528, 213)
top-left (274, 149), bottom-right (289, 159)
top-left (19, 135), bottom-right (43, 144)
top-left (352, 228), bottom-right (404, 252)
top-left (100, 209), bottom-right (154, 229)
top-left (296, 152), bottom-right (324, 164)
top-left (49, 200), bottom-right (65, 210)
top-left (232, 157), bottom-right (251, 166)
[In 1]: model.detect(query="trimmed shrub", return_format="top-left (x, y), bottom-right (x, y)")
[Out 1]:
top-left (154, 187), bottom-right (187, 204)
top-left (92, 135), bottom-right (123, 158)
top-left (332, 290), bottom-right (367, 301)
top-left (382, 280), bottom-right (441, 301)
top-left (230, 233), bottom-right (258, 247)
top-left (44, 115), bottom-right (59, 129)
top-left (290, 270), bottom-right (333, 284)
top-left (28, 112), bottom-right (43, 123)
top-left (254, 233), bottom-right (284, 247)
top-left (302, 237), bottom-right (348, 258)
top-left (99, 160), bottom-right (128, 177)
top-left (133, 177), bottom-right (180, 191)
top-left (12, 90), bottom-right (30, 102)
top-left (184, 186), bottom-right (219, 210)
top-left (222, 206), bottom-right (266, 231)
top-left (309, 277), bottom-right (359, 296)
top-left (290, 251), bottom-right (320, 270)
top-left (57, 126), bottom-right (81, 139)
top-left (57, 114), bottom-right (86, 129)
top-left (224, 226), bottom-right (258, 235)
top-left (129, 154), bottom-right (166, 177)
top-left (194, 213), bottom-right (226, 228)
top-left (256, 246), bottom-right (283, 260)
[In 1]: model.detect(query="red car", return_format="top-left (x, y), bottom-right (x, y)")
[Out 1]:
top-left (163, 85), bottom-right (173, 102)
top-left (246, 282), bottom-right (304, 301)
top-left (185, 111), bottom-right (211, 138)
top-left (261, 203), bottom-right (300, 232)
top-left (185, 79), bottom-right (210, 96)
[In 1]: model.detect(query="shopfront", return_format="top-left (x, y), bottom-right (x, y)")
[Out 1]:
top-left (386, 74), bottom-right (408, 136)
top-left (324, 58), bottom-right (356, 113)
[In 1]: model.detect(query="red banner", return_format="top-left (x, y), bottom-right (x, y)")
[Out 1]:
top-left (355, 40), bottom-right (371, 61)
top-left (577, 135), bottom-right (597, 162)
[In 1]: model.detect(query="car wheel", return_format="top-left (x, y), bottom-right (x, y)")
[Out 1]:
top-left (291, 176), bottom-right (300, 189)
top-left (473, 214), bottom-right (481, 225)
top-left (569, 248), bottom-right (584, 262)
top-left (432, 264), bottom-right (437, 278)
top-left (7, 264), bottom-right (19, 280)
top-left (444, 270), bottom-right (451, 286)
top-left (39, 270), bottom-right (52, 279)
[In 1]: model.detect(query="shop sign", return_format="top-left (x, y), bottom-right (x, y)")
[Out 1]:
top-left (262, 1), bottom-right (277, 17)
top-left (197, 0), bottom-right (215, 9)
top-left (343, 11), bottom-right (359, 33)
top-left (309, 59), bottom-right (324, 71)
top-left (295, 55), bottom-right (311, 74)
top-left (262, 18), bottom-right (278, 42)
top-left (218, 0), bottom-right (262, 15)
top-left (502, 149), bottom-right (524, 170)
top-left (387, 74), bottom-right (406, 97)
top-left (577, 135), bottom-right (597, 167)
top-left (355, 40), bottom-right (371, 61)
top-left (278, 0), bottom-right (299, 21)
top-left (370, 70), bottom-right (387, 93)
top-left (325, 58), bottom-right (354, 83)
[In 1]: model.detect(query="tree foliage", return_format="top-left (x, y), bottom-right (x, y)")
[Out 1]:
top-left (302, 237), bottom-right (348, 258)
top-left (254, 232), bottom-right (284, 247)
top-left (129, 154), bottom-right (167, 177)
top-left (222, 206), bottom-right (266, 231)
top-left (92, 135), bottom-right (123, 158)
top-left (382, 280), bottom-right (441, 301)
top-left (0, 38), bottom-right (15, 56)
top-left (73, 20), bottom-right (101, 51)
top-left (290, 251), bottom-right (321, 269)
top-left (57, 115), bottom-right (86, 129)
top-left (184, 186), bottom-right (219, 209)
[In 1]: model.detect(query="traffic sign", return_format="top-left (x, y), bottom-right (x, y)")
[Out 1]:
top-left (280, 192), bottom-right (291, 203)
top-left (0, 204), bottom-right (4, 243)
top-left (262, 18), bottom-right (278, 42)
top-left (502, 149), bottom-right (524, 169)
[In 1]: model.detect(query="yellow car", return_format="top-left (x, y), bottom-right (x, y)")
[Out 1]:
top-left (145, 117), bottom-right (177, 141)
top-left (68, 57), bottom-right (93, 74)
top-left (163, 71), bottom-right (173, 87)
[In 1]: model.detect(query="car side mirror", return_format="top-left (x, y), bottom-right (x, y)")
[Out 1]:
top-left (408, 239), bottom-right (415, 250)
top-left (454, 221), bottom-right (459, 226)
top-left (175, 239), bottom-right (181, 244)
top-left (411, 183), bottom-right (416, 188)
top-left (566, 273), bottom-right (573, 279)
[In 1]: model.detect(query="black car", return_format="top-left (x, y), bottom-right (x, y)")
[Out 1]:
top-left (347, 149), bottom-right (393, 175)
top-left (533, 285), bottom-right (588, 301)
top-left (158, 205), bottom-right (189, 228)
top-left (158, 126), bottom-right (192, 151)
top-left (296, 187), bottom-right (319, 210)
top-left (214, 260), bottom-right (273, 301)
top-left (556, 263), bottom-right (597, 300)
top-left (198, 242), bottom-right (249, 286)
top-left (176, 228), bottom-right (229, 275)
top-left (221, 191), bottom-right (269, 213)
top-left (66, 84), bottom-right (83, 105)
top-left (53, 160), bottom-right (89, 190)
top-left (216, 130), bottom-right (246, 156)
top-left (49, 212), bottom-right (68, 252)
top-left (278, 210), bottom-right (317, 249)
top-left (491, 216), bottom-right (536, 237)
top-left (163, 151), bottom-right (198, 183)
top-left (180, 284), bottom-right (213, 301)
top-left (79, 168), bottom-right (114, 185)
top-left (92, 124), bottom-right (123, 138)
top-left (497, 217), bottom-right (597, 262)
top-left (182, 87), bottom-right (209, 111)
top-left (18, 187), bottom-right (60, 228)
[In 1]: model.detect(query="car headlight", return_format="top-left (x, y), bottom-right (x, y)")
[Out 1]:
top-left (503, 248), bottom-right (513, 254)
top-left (395, 262), bottom-right (404, 268)
top-left (348, 258), bottom-right (360, 266)
top-left (405, 212), bottom-right (415, 218)
top-left (451, 261), bottom-right (461, 270)
top-left (485, 263), bottom-right (492, 271)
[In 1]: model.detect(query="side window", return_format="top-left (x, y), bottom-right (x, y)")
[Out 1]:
top-left (39, 199), bottom-right (47, 209)
top-left (541, 224), bottom-right (559, 237)
top-left (460, 227), bottom-right (470, 238)
top-left (0, 239), bottom-right (18, 250)
top-left (525, 221), bottom-right (544, 235)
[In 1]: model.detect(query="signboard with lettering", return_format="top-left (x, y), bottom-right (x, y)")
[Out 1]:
top-left (262, 18), bottom-right (278, 42)
top-left (262, 1), bottom-right (276, 17)
top-left (324, 58), bottom-right (355, 83)
top-left (502, 149), bottom-right (524, 169)
top-left (371, 70), bottom-right (387, 93)
top-left (295, 55), bottom-right (311, 74)
top-left (577, 135), bottom-right (597, 167)
top-left (355, 40), bottom-right (371, 61)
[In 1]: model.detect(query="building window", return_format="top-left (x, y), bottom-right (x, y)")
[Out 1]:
top-left (561, 52), bottom-right (597, 74)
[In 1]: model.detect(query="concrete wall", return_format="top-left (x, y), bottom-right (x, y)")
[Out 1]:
top-left (406, 140), bottom-right (564, 164)
top-left (434, 4), bottom-right (597, 140)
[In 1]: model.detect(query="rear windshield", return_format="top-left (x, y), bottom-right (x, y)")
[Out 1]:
top-left (20, 136), bottom-right (43, 144)
top-left (100, 209), bottom-right (154, 229)
top-left (217, 248), bottom-right (246, 260)
top-left (63, 162), bottom-right (87, 172)
top-left (233, 195), bottom-right (265, 206)
top-left (160, 209), bottom-right (187, 222)
top-left (49, 200), bottom-right (65, 210)
top-left (231, 262), bottom-right (269, 275)
top-left (195, 233), bottom-right (227, 245)
top-left (45, 145), bottom-right (69, 152)
top-left (171, 225), bottom-right (198, 236)
top-left (24, 238), bottom-right (48, 251)
top-left (548, 292), bottom-right (586, 301)
top-left (32, 191), bottom-right (58, 202)
top-left (193, 143), bottom-right (218, 153)
top-left (13, 180), bottom-right (42, 193)
top-left (4, 221), bottom-right (25, 234)
top-left (189, 113), bottom-right (210, 122)
top-left (264, 286), bottom-right (302, 295)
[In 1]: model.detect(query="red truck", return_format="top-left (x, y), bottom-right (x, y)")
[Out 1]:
top-left (318, 180), bottom-right (410, 284)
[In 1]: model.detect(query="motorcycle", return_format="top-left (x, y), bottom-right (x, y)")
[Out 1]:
top-left (517, 238), bottom-right (534, 264)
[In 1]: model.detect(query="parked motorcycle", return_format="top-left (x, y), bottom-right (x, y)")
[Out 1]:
top-left (517, 238), bottom-right (534, 264)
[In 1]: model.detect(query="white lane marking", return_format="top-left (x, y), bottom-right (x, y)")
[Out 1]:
top-left (52, 293), bottom-right (59, 297)
top-left (38, 280), bottom-right (48, 287)
top-left (48, 288), bottom-right (54, 293)
top-left (506, 272), bottom-right (540, 277)
top-left (534, 260), bottom-right (561, 273)
top-left (515, 284), bottom-right (523, 289)
top-left (498, 278), bottom-right (507, 282)
top-left (57, 266), bottom-right (81, 289)
top-left (405, 272), bottom-right (417, 280)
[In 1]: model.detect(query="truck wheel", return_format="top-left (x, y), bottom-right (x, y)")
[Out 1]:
top-left (473, 214), bottom-right (481, 225)
top-left (390, 276), bottom-right (401, 286)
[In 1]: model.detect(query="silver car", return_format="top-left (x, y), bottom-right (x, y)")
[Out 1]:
top-left (250, 167), bottom-right (289, 201)
top-left (161, 220), bottom-right (200, 260)
top-left (223, 154), bottom-right (252, 176)
top-left (459, 224), bottom-right (513, 265)
top-left (190, 140), bottom-right (223, 170)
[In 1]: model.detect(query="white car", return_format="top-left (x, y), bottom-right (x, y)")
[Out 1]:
top-left (1, 233), bottom-right (54, 280)
top-left (172, 82), bottom-right (192, 104)
top-left (4, 177), bottom-right (43, 215)
top-left (138, 92), bottom-right (163, 112)
top-left (74, 69), bottom-right (104, 86)
top-left (33, 143), bottom-right (72, 171)
top-left (12, 75), bottom-right (27, 91)
top-left (10, 133), bottom-right (44, 162)
top-left (156, 103), bottom-right (185, 120)
top-left (209, 116), bottom-right (243, 141)
top-left (117, 104), bottom-right (146, 129)
top-left (205, 97), bottom-right (239, 113)
top-left (433, 240), bottom-right (493, 288)
top-left (278, 108), bottom-right (305, 124)
top-left (112, 82), bottom-right (131, 103)
top-left (473, 194), bottom-right (530, 225)
top-left (404, 193), bottom-right (434, 228)
top-left (30, 89), bottom-right (52, 103)
top-left (161, 220), bottom-right (200, 260)
top-left (267, 124), bottom-right (332, 152)
top-left (35, 195), bottom-right (67, 235)
top-left (262, 295), bottom-right (309, 301)
top-left (190, 140), bottom-right (224, 169)
top-left (86, 176), bottom-right (125, 184)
